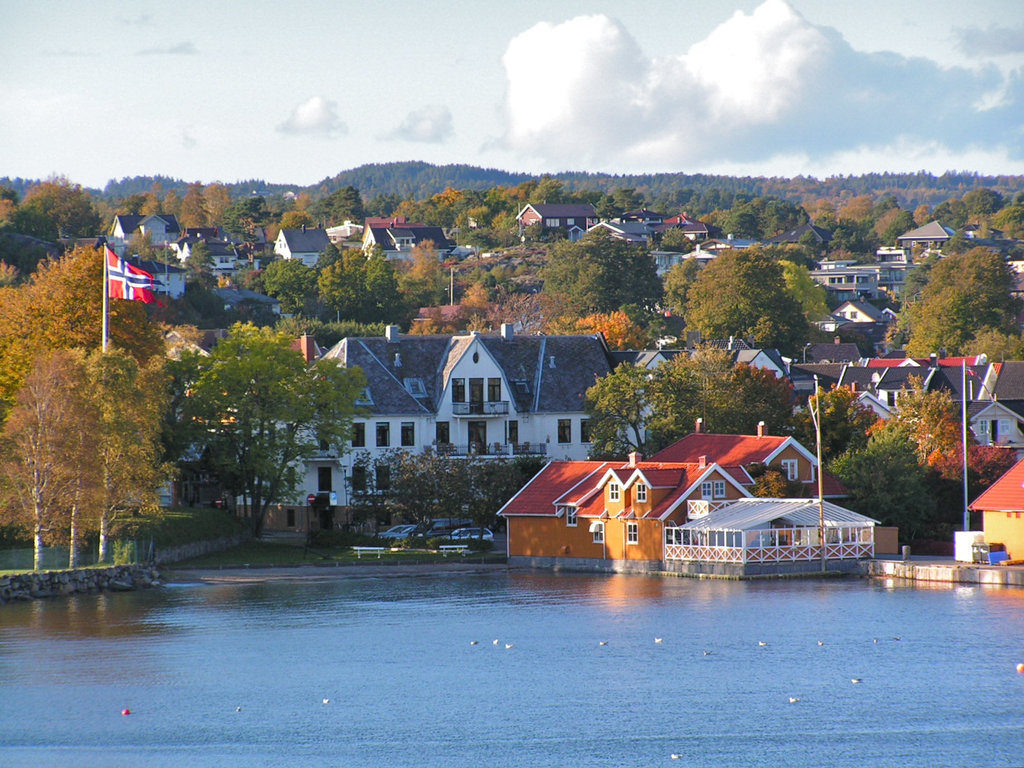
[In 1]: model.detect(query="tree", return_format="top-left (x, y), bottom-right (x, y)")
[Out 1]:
top-left (398, 241), bottom-right (446, 310)
top-left (906, 247), bottom-right (1020, 356)
top-left (0, 246), bottom-right (163, 413)
top-left (780, 260), bottom-right (829, 323)
top-left (543, 230), bottom-right (662, 319)
top-left (280, 210), bottom-right (314, 230)
top-left (556, 311), bottom-right (647, 350)
top-left (86, 350), bottom-right (169, 562)
top-left (830, 427), bottom-right (935, 540)
top-left (262, 258), bottom-right (317, 316)
top-left (222, 197), bottom-right (271, 242)
top-left (663, 258), bottom-right (702, 316)
top-left (877, 378), bottom-right (960, 466)
top-left (311, 186), bottom-right (365, 226)
top-left (184, 241), bottom-right (216, 289)
top-left (180, 324), bottom-right (366, 536)
top-left (584, 364), bottom-right (654, 457)
top-left (792, 385), bottom-right (877, 465)
top-left (178, 183), bottom-right (209, 229)
top-left (0, 350), bottom-right (98, 569)
top-left (11, 178), bottom-right (100, 240)
top-left (684, 248), bottom-right (808, 353)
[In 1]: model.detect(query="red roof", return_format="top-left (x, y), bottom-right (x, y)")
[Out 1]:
top-left (970, 457), bottom-right (1024, 512)
top-left (501, 462), bottom-right (610, 516)
top-left (651, 433), bottom-right (791, 465)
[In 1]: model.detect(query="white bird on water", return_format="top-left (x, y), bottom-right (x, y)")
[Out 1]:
top-left (788, 697), bottom-right (800, 704)
top-left (493, 639), bottom-right (500, 645)
top-left (505, 643), bottom-right (514, 649)
top-left (654, 637), bottom-right (663, 644)
top-left (670, 754), bottom-right (681, 760)
top-left (851, 678), bottom-right (862, 684)
top-left (470, 640), bottom-right (479, 645)
top-left (702, 650), bottom-right (712, 656)
top-left (322, 698), bottom-right (330, 704)
top-left (817, 640), bottom-right (824, 646)
top-left (758, 641), bottom-right (768, 647)
top-left (599, 641), bottom-right (608, 646)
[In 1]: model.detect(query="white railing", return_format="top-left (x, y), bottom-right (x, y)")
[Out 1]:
top-left (685, 500), bottom-right (729, 519)
top-left (665, 525), bottom-right (874, 564)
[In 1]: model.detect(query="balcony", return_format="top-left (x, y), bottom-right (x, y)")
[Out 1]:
top-left (451, 400), bottom-right (510, 416)
top-left (432, 442), bottom-right (547, 458)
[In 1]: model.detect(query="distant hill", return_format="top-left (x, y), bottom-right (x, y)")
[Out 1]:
top-left (4, 163), bottom-right (1022, 210)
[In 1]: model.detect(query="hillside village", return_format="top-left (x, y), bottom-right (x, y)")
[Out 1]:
top-left (3, 169), bottom-right (1024, 572)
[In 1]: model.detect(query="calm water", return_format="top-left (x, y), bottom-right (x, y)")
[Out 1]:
top-left (2, 570), bottom-right (1024, 768)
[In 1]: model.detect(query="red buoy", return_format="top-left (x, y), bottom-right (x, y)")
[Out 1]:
top-left (121, 708), bottom-right (131, 716)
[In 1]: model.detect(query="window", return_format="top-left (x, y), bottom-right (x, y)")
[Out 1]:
top-left (635, 483), bottom-right (648, 503)
top-left (592, 522), bottom-right (604, 544)
top-left (351, 466), bottom-right (367, 492)
top-left (507, 419), bottom-right (518, 445)
top-left (558, 419), bottom-right (571, 443)
top-left (627, 522), bottom-right (638, 545)
top-left (488, 378), bottom-right (502, 401)
top-left (713, 480), bottom-right (726, 499)
top-left (580, 419), bottom-right (591, 443)
top-left (780, 459), bottom-right (798, 481)
top-left (566, 507), bottom-right (577, 527)
top-left (375, 465), bottom-right (390, 491)
top-left (376, 422), bottom-right (390, 447)
top-left (286, 509), bottom-right (295, 527)
top-left (452, 378), bottom-right (466, 402)
top-left (609, 483), bottom-right (620, 502)
top-left (701, 481), bottom-right (713, 498)
top-left (544, 218), bottom-right (560, 227)
top-left (317, 467), bottom-right (332, 492)
top-left (401, 422), bottom-right (415, 447)
top-left (404, 378), bottom-right (427, 397)
top-left (356, 387), bottom-right (373, 405)
top-left (352, 422), bottom-right (365, 448)
top-left (435, 421), bottom-right (450, 444)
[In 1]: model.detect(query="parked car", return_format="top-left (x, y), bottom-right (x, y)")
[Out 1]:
top-left (378, 524), bottom-right (417, 540)
top-left (421, 518), bottom-right (473, 538)
top-left (449, 527), bottom-right (494, 541)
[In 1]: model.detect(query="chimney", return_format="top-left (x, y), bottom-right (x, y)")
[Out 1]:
top-left (929, 353), bottom-right (938, 367)
top-left (501, 323), bottom-right (514, 340)
top-left (385, 325), bottom-right (400, 343)
top-left (628, 451), bottom-right (642, 467)
top-left (299, 334), bottom-right (317, 363)
top-left (850, 381), bottom-right (858, 393)
top-left (394, 353), bottom-right (402, 368)
top-left (757, 421), bottom-right (766, 437)
top-left (699, 455), bottom-right (707, 468)
top-left (695, 418), bottom-right (703, 434)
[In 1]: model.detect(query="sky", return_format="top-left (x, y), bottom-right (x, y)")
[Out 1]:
top-left (2, 0), bottom-right (1023, 190)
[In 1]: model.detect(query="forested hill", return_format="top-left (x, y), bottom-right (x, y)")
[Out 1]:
top-left (6, 163), bottom-right (1022, 207)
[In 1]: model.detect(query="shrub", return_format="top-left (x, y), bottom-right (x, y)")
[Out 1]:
top-left (466, 538), bottom-right (494, 552)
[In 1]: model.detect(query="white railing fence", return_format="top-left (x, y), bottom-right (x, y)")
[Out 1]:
top-left (664, 525), bottom-right (874, 564)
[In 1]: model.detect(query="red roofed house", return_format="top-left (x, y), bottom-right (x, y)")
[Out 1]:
top-left (499, 425), bottom-right (858, 575)
top-left (969, 457), bottom-right (1024, 560)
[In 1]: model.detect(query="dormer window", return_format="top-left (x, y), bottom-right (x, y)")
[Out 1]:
top-left (356, 387), bottom-right (373, 405)
top-left (635, 483), bottom-right (647, 503)
top-left (404, 378), bottom-right (427, 397)
top-left (608, 483), bottom-right (620, 502)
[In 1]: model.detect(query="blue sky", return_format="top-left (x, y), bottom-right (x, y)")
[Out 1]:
top-left (2, 0), bottom-right (1022, 189)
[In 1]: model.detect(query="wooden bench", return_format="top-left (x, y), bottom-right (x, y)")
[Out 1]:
top-left (352, 546), bottom-right (387, 559)
top-left (439, 544), bottom-right (469, 557)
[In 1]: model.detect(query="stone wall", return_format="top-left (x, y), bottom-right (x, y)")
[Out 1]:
top-left (0, 564), bottom-right (161, 605)
top-left (153, 532), bottom-right (250, 565)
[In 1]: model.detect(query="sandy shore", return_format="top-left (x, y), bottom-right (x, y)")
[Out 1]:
top-left (164, 562), bottom-right (510, 584)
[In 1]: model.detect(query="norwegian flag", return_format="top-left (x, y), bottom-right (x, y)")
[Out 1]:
top-left (106, 247), bottom-right (156, 304)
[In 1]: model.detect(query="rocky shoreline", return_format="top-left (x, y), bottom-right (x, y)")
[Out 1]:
top-left (0, 564), bottom-right (161, 604)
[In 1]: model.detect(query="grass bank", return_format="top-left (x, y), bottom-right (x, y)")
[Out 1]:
top-left (173, 541), bottom-right (505, 569)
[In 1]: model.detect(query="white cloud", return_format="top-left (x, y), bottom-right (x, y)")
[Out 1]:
top-left (499, 0), bottom-right (1023, 175)
top-left (276, 96), bottom-right (348, 138)
top-left (383, 105), bottom-right (454, 143)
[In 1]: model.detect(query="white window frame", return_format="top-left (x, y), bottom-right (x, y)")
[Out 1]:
top-left (635, 483), bottom-right (647, 503)
top-left (713, 480), bottom-right (726, 499)
top-left (608, 483), bottom-right (620, 502)
top-left (701, 481), bottom-right (713, 498)
top-left (566, 507), bottom-right (577, 527)
top-left (627, 522), bottom-right (638, 545)
top-left (780, 459), bottom-right (798, 481)
top-left (592, 522), bottom-right (604, 544)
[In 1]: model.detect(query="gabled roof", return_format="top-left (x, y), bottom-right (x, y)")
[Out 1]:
top-left (679, 498), bottom-right (876, 530)
top-left (769, 222), bottom-right (832, 245)
top-left (651, 433), bottom-right (797, 466)
top-left (833, 300), bottom-right (886, 322)
top-left (499, 461), bottom-right (612, 517)
top-left (279, 227), bottom-right (330, 254)
top-left (993, 361), bottom-right (1024, 400)
top-left (805, 342), bottom-right (862, 364)
top-left (366, 224), bottom-right (451, 252)
top-left (970, 457), bottom-right (1024, 512)
top-left (518, 203), bottom-right (597, 219)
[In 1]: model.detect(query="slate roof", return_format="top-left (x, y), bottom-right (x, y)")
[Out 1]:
top-left (896, 220), bottom-right (954, 243)
top-left (805, 343), bottom-right (862, 363)
top-left (279, 227), bottom-right (330, 254)
top-left (790, 363), bottom-right (846, 389)
top-left (321, 332), bottom-right (615, 416)
top-left (367, 225), bottom-right (452, 252)
top-left (993, 361), bottom-right (1024, 400)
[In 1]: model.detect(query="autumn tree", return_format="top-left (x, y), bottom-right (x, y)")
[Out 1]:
top-left (906, 247), bottom-right (1020, 356)
top-left (10, 178), bottom-right (101, 240)
top-left (792, 385), bottom-right (878, 464)
top-left (178, 182), bottom-right (209, 229)
top-left (398, 242), bottom-right (446, 310)
top-left (684, 248), bottom-right (807, 354)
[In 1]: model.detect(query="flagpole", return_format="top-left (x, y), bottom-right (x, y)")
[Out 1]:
top-left (102, 246), bottom-right (109, 353)
top-left (962, 360), bottom-right (970, 531)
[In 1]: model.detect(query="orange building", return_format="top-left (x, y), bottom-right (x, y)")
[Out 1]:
top-left (500, 429), bottom-right (845, 572)
top-left (969, 457), bottom-right (1024, 560)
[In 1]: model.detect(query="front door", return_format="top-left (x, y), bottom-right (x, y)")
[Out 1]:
top-left (468, 421), bottom-right (487, 453)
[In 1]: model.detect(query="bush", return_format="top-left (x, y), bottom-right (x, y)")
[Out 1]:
top-left (309, 530), bottom-right (377, 548)
top-left (425, 536), bottom-right (448, 550)
top-left (466, 538), bottom-right (494, 552)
